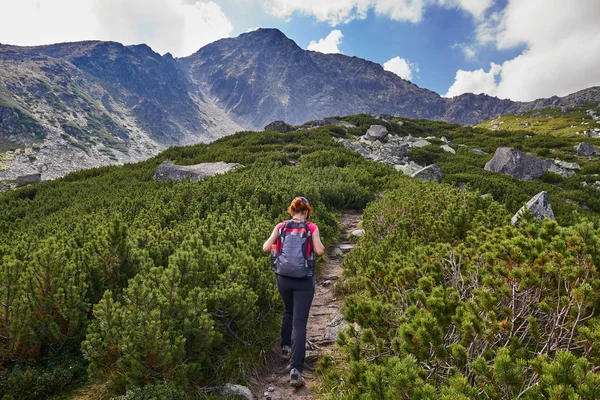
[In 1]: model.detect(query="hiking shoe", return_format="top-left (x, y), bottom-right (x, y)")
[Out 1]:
top-left (281, 345), bottom-right (291, 361)
top-left (290, 368), bottom-right (304, 387)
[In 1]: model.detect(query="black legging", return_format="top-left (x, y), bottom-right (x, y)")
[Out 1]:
top-left (276, 274), bottom-right (315, 372)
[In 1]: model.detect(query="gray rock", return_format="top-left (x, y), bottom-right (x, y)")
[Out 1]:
top-left (264, 120), bottom-right (293, 132)
top-left (441, 136), bottom-right (449, 143)
top-left (375, 113), bottom-right (395, 121)
top-left (518, 122), bottom-right (532, 127)
top-left (411, 164), bottom-right (443, 183)
top-left (547, 164), bottom-right (575, 178)
top-left (575, 142), bottom-right (596, 156)
top-left (440, 144), bottom-right (455, 154)
top-left (366, 125), bottom-right (389, 142)
top-left (484, 147), bottom-right (551, 180)
top-left (512, 191), bottom-right (555, 225)
top-left (16, 173), bottom-right (41, 187)
top-left (324, 314), bottom-right (348, 342)
top-left (220, 383), bottom-right (254, 400)
top-left (395, 161), bottom-right (424, 176)
top-left (411, 139), bottom-right (432, 148)
top-left (471, 148), bottom-right (487, 155)
top-left (554, 160), bottom-right (581, 170)
top-left (351, 229), bottom-right (364, 237)
top-left (153, 161), bottom-right (242, 182)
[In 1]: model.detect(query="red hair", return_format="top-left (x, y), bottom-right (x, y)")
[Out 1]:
top-left (288, 197), bottom-right (313, 217)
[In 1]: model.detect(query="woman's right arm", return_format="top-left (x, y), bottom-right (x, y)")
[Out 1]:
top-left (262, 226), bottom-right (279, 252)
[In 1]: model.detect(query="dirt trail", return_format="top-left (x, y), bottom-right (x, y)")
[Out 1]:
top-left (249, 212), bottom-right (362, 400)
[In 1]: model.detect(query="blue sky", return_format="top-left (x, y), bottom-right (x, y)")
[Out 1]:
top-left (0, 0), bottom-right (599, 101)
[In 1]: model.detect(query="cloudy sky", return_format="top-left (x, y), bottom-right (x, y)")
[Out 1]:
top-left (0, 0), bottom-right (598, 101)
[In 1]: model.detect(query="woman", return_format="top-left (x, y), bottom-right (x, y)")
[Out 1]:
top-left (263, 196), bottom-right (325, 387)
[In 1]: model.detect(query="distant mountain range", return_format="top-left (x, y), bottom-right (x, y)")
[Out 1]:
top-left (1, 28), bottom-right (599, 180)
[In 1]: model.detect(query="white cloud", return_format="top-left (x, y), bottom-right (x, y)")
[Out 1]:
top-left (452, 43), bottom-right (477, 60)
top-left (262, 0), bottom-right (494, 26)
top-left (448, 0), bottom-right (600, 100)
top-left (383, 56), bottom-right (419, 81)
top-left (0, 0), bottom-right (233, 57)
top-left (307, 30), bottom-right (344, 54)
top-left (445, 62), bottom-right (501, 97)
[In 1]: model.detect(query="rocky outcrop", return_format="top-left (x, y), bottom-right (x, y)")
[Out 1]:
top-left (512, 191), bottom-right (555, 225)
top-left (16, 173), bottom-right (41, 187)
top-left (484, 147), bottom-right (552, 180)
top-left (575, 142), bottom-right (596, 156)
top-left (411, 164), bottom-right (443, 183)
top-left (264, 120), bottom-right (294, 133)
top-left (153, 161), bottom-right (241, 182)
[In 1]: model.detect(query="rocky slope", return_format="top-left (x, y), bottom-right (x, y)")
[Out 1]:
top-left (2, 28), bottom-right (600, 181)
top-left (0, 41), bottom-right (241, 180)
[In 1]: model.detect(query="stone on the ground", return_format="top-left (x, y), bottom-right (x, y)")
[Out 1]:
top-left (324, 314), bottom-right (348, 342)
top-left (338, 244), bottom-right (354, 253)
top-left (411, 164), bottom-right (443, 183)
top-left (264, 120), bottom-right (294, 133)
top-left (411, 139), bottom-right (432, 148)
top-left (547, 164), bottom-right (575, 178)
top-left (330, 247), bottom-right (344, 257)
top-left (484, 147), bottom-right (551, 180)
top-left (575, 142), bottom-right (596, 156)
top-left (555, 160), bottom-right (581, 170)
top-left (511, 191), bottom-right (555, 225)
top-left (366, 125), bottom-right (389, 142)
top-left (471, 148), bottom-right (487, 155)
top-left (16, 173), bottom-right (41, 187)
top-left (220, 384), bottom-right (254, 400)
top-left (395, 161), bottom-right (424, 176)
top-left (351, 229), bottom-right (364, 237)
top-left (441, 144), bottom-right (455, 154)
top-left (153, 161), bottom-right (242, 182)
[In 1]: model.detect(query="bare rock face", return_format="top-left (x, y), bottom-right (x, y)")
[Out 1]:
top-left (484, 147), bottom-right (552, 180)
top-left (153, 161), bottom-right (242, 182)
top-left (264, 120), bottom-right (294, 133)
top-left (16, 173), bottom-right (41, 187)
top-left (365, 125), bottom-right (389, 142)
top-left (575, 142), bottom-right (596, 156)
top-left (411, 164), bottom-right (443, 183)
top-left (512, 191), bottom-right (555, 225)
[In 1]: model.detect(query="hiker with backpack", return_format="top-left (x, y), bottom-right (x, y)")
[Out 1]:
top-left (262, 196), bottom-right (325, 387)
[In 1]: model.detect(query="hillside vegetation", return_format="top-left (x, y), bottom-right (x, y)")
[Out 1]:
top-left (0, 113), bottom-right (599, 399)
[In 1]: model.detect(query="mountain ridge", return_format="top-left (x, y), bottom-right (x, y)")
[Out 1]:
top-left (1, 27), bottom-right (599, 181)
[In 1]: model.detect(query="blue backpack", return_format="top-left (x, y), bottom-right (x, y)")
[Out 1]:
top-left (271, 220), bottom-right (315, 278)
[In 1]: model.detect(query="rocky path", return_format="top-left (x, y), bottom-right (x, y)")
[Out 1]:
top-left (249, 212), bottom-right (362, 400)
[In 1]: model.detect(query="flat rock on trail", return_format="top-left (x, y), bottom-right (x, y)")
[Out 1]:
top-left (249, 212), bottom-right (362, 400)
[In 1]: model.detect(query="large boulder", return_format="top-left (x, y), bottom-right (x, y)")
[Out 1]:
top-left (153, 161), bottom-right (242, 182)
top-left (411, 164), bottom-right (443, 183)
top-left (575, 142), bottom-right (596, 156)
top-left (264, 120), bottom-right (294, 133)
top-left (512, 191), bottom-right (555, 225)
top-left (16, 173), bottom-right (41, 187)
top-left (484, 147), bottom-right (551, 180)
top-left (366, 125), bottom-right (389, 142)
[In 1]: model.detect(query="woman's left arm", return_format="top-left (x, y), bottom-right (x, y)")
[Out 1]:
top-left (312, 227), bottom-right (325, 255)
top-left (262, 226), bottom-right (279, 252)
